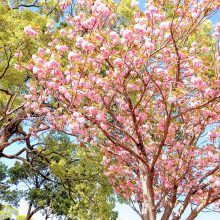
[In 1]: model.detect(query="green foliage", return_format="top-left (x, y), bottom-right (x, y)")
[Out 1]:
top-left (116, 0), bottom-right (136, 20)
top-left (43, 133), bottom-right (117, 220)
top-left (0, 162), bottom-right (21, 207)
top-left (0, 205), bottom-right (18, 220)
top-left (0, 1), bottom-right (52, 158)
top-left (0, 2), bottom-right (52, 132)
top-left (16, 214), bottom-right (30, 220)
top-left (6, 133), bottom-right (117, 220)
top-left (0, 162), bottom-right (7, 180)
top-left (0, 3), bottom-right (48, 88)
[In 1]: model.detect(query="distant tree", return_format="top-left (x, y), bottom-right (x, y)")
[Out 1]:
top-left (0, 205), bottom-right (18, 220)
top-left (16, 215), bottom-right (31, 220)
top-left (0, 1), bottom-right (52, 159)
top-left (8, 133), bottom-right (117, 220)
top-left (0, 162), bottom-right (21, 209)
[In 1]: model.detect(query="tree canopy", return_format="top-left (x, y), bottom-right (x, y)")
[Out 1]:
top-left (0, 1), bottom-right (117, 219)
top-left (23, 0), bottom-right (220, 219)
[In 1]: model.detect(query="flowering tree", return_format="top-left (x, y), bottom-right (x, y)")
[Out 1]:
top-left (24, 0), bottom-right (220, 219)
top-left (0, 0), bottom-right (52, 158)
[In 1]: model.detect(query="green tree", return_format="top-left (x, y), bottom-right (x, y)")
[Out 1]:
top-left (16, 214), bottom-right (31, 220)
top-left (0, 162), bottom-right (21, 208)
top-left (0, 205), bottom-right (18, 220)
top-left (0, 1), bottom-right (52, 159)
top-left (8, 133), bottom-right (117, 220)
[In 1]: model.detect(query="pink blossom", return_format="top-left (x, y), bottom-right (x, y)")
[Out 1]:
top-left (59, 0), bottom-right (69, 11)
top-left (86, 106), bottom-right (98, 115)
top-left (191, 12), bottom-right (199, 18)
top-left (133, 57), bottom-right (143, 67)
top-left (208, 131), bottom-right (217, 142)
top-left (37, 48), bottom-right (45, 56)
top-left (134, 24), bottom-right (146, 35)
top-left (81, 41), bottom-right (95, 52)
top-left (100, 47), bottom-right (110, 58)
top-left (29, 86), bottom-right (36, 94)
top-left (102, 156), bottom-right (110, 166)
top-left (46, 81), bottom-right (55, 89)
top-left (192, 58), bottom-right (203, 69)
top-left (100, 122), bottom-right (107, 130)
top-left (164, 33), bottom-right (171, 40)
top-left (14, 64), bottom-right (22, 70)
top-left (55, 45), bottom-right (68, 52)
top-left (68, 51), bottom-right (81, 61)
top-left (14, 51), bottom-right (22, 58)
top-left (131, 0), bottom-right (138, 7)
top-left (58, 86), bottom-right (68, 94)
top-left (24, 26), bottom-right (38, 37)
top-left (161, 155), bottom-right (167, 160)
top-left (183, 69), bottom-right (193, 77)
top-left (214, 180), bottom-right (220, 187)
top-left (159, 22), bottom-right (170, 30)
top-left (110, 31), bottom-right (120, 44)
top-left (47, 60), bottom-right (60, 69)
top-left (96, 113), bottom-right (106, 122)
top-left (27, 64), bottom-right (33, 70)
top-left (204, 88), bottom-right (217, 97)
top-left (75, 36), bottom-right (84, 48)
top-left (113, 58), bottom-right (123, 68)
top-left (120, 29), bottom-right (133, 41)
top-left (53, 69), bottom-right (63, 79)
top-left (157, 121), bottom-right (164, 131)
top-left (59, 29), bottom-right (67, 36)
top-left (46, 22), bottom-right (53, 29)
top-left (92, 1), bottom-right (110, 16)
top-left (168, 96), bottom-right (177, 103)
top-left (202, 47), bottom-right (210, 53)
top-left (213, 23), bottom-right (220, 37)
top-left (64, 92), bottom-right (71, 101)
top-left (145, 40), bottom-right (155, 52)
top-left (209, 176), bottom-right (217, 183)
top-left (33, 66), bottom-right (45, 77)
top-left (32, 66), bottom-right (42, 74)
top-left (82, 16), bottom-right (96, 29)
top-left (191, 76), bottom-right (206, 90)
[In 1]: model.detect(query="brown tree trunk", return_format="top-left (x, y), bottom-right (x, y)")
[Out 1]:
top-left (26, 203), bottom-right (41, 220)
top-left (26, 203), bottom-right (32, 220)
top-left (140, 165), bottom-right (156, 220)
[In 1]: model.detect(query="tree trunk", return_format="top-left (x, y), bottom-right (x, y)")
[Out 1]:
top-left (140, 166), bottom-right (156, 220)
top-left (26, 203), bottom-right (32, 220)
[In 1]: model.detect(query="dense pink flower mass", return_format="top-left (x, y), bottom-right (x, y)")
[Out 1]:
top-left (24, 26), bottom-right (38, 37)
top-left (23, 0), bottom-right (220, 219)
top-left (59, 0), bottom-right (70, 11)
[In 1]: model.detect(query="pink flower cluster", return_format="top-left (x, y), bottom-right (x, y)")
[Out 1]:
top-left (191, 76), bottom-right (207, 90)
top-left (131, 0), bottom-right (138, 7)
top-left (91, 0), bottom-right (111, 16)
top-left (14, 51), bottom-right (23, 58)
top-left (59, 0), bottom-right (69, 11)
top-left (24, 0), bottom-right (220, 215)
top-left (24, 26), bottom-right (38, 37)
top-left (55, 45), bottom-right (69, 53)
top-left (68, 51), bottom-right (82, 62)
top-left (192, 58), bottom-right (204, 69)
top-left (75, 37), bottom-right (95, 53)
